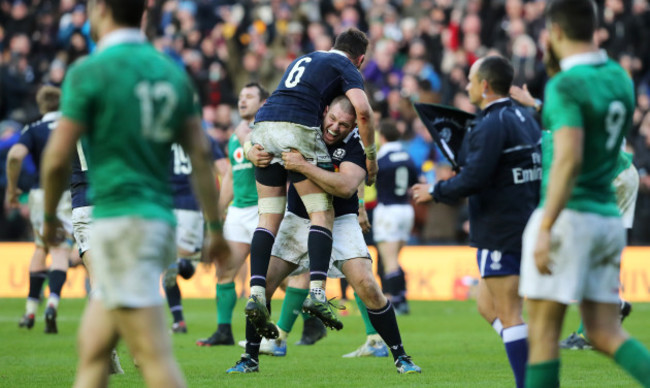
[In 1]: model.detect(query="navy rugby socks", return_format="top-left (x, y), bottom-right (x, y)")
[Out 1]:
top-left (367, 301), bottom-right (406, 360)
top-left (308, 225), bottom-right (332, 284)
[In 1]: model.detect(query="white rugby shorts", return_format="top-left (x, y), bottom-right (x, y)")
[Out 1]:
top-left (614, 164), bottom-right (639, 229)
top-left (223, 205), bottom-right (258, 244)
top-left (90, 217), bottom-right (175, 309)
top-left (272, 212), bottom-right (370, 278)
top-left (251, 121), bottom-right (331, 167)
top-left (72, 206), bottom-right (93, 255)
top-left (174, 209), bottom-right (204, 254)
top-left (519, 208), bottom-right (625, 304)
top-left (372, 203), bottom-right (414, 243)
top-left (29, 188), bottom-right (73, 248)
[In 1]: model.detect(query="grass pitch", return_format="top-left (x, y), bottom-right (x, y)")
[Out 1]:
top-left (1, 298), bottom-right (649, 387)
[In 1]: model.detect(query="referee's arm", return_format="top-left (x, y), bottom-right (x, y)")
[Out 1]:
top-left (432, 120), bottom-right (505, 204)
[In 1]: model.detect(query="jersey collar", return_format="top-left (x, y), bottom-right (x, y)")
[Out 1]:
top-left (329, 49), bottom-right (349, 59)
top-left (560, 49), bottom-right (608, 71)
top-left (42, 111), bottom-right (62, 122)
top-left (483, 97), bottom-right (511, 112)
top-left (97, 28), bottom-right (146, 52)
top-left (377, 141), bottom-right (402, 159)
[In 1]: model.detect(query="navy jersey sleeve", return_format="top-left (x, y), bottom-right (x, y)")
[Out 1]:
top-left (433, 118), bottom-right (505, 204)
top-left (210, 137), bottom-right (226, 161)
top-left (17, 126), bottom-right (35, 152)
top-left (336, 60), bottom-right (365, 93)
top-left (408, 159), bottom-right (419, 187)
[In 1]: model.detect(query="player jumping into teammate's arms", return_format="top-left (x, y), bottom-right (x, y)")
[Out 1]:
top-left (41, 1), bottom-right (228, 387)
top-left (245, 28), bottom-right (378, 336)
top-left (227, 96), bottom-right (421, 375)
top-left (519, 1), bottom-right (650, 386)
top-left (6, 86), bottom-right (74, 334)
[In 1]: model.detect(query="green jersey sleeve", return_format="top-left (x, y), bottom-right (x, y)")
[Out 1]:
top-left (543, 77), bottom-right (583, 131)
top-left (61, 61), bottom-right (98, 126)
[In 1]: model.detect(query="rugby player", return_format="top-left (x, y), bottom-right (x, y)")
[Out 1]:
top-left (413, 56), bottom-right (542, 388)
top-left (227, 96), bottom-right (420, 374)
top-left (164, 136), bottom-right (226, 334)
top-left (6, 85), bottom-right (74, 334)
top-left (519, 1), bottom-right (650, 386)
top-left (509, 85), bottom-right (637, 351)
top-left (373, 119), bottom-right (419, 315)
top-left (245, 28), bottom-right (378, 334)
top-left (196, 82), bottom-right (268, 346)
top-left (40, 1), bottom-right (228, 386)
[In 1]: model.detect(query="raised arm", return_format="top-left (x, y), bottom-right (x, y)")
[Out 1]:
top-left (346, 88), bottom-right (377, 185)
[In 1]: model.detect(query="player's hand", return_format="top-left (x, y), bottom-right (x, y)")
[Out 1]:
top-left (5, 187), bottom-right (22, 209)
top-left (42, 217), bottom-right (66, 247)
top-left (534, 229), bottom-right (553, 275)
top-left (509, 84), bottom-right (535, 108)
top-left (411, 183), bottom-right (433, 204)
top-left (281, 149), bottom-right (307, 172)
top-left (247, 144), bottom-right (272, 168)
top-left (365, 159), bottom-right (378, 186)
top-left (358, 207), bottom-right (371, 233)
top-left (204, 231), bottom-right (230, 264)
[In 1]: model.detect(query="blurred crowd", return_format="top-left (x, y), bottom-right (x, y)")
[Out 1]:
top-left (2, 0), bottom-right (650, 244)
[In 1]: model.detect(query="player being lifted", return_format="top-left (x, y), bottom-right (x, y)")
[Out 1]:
top-left (245, 28), bottom-right (378, 335)
top-left (373, 119), bottom-right (419, 315)
top-left (41, 1), bottom-right (228, 387)
top-left (228, 96), bottom-right (421, 374)
top-left (196, 82), bottom-right (268, 346)
top-left (519, 1), bottom-right (650, 386)
top-left (164, 134), bottom-right (226, 334)
top-left (5, 86), bottom-right (74, 334)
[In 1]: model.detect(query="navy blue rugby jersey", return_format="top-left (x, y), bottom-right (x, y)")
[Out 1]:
top-left (288, 129), bottom-right (366, 218)
top-left (18, 111), bottom-right (62, 185)
top-left (255, 50), bottom-right (365, 128)
top-left (376, 142), bottom-right (419, 205)
top-left (71, 138), bottom-right (90, 208)
top-left (170, 137), bottom-right (225, 211)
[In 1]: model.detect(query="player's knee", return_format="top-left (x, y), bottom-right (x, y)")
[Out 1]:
top-left (163, 266), bottom-right (179, 288)
top-left (301, 193), bottom-right (333, 214)
top-left (355, 276), bottom-right (385, 309)
top-left (258, 196), bottom-right (286, 214)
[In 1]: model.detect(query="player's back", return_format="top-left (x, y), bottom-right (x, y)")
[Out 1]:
top-left (376, 142), bottom-right (419, 205)
top-left (255, 50), bottom-right (364, 128)
top-left (541, 56), bottom-right (635, 216)
top-left (62, 36), bottom-right (197, 223)
top-left (19, 111), bottom-right (61, 177)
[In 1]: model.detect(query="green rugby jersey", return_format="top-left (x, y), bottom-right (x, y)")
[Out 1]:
top-left (228, 133), bottom-right (258, 207)
top-left (61, 29), bottom-right (200, 224)
top-left (540, 51), bottom-right (635, 217)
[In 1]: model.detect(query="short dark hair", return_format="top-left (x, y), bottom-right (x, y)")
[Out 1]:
top-left (333, 28), bottom-right (369, 60)
top-left (379, 119), bottom-right (401, 142)
top-left (244, 82), bottom-right (269, 101)
top-left (477, 56), bottom-right (514, 96)
top-left (545, 0), bottom-right (597, 42)
top-left (101, 0), bottom-right (146, 28)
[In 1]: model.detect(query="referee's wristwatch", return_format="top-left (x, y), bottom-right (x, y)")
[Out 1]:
top-left (428, 184), bottom-right (434, 195)
top-left (533, 98), bottom-right (543, 113)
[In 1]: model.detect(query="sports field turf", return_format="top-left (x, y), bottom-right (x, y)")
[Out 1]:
top-left (1, 298), bottom-right (648, 387)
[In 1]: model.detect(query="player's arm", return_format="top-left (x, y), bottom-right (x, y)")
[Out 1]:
top-left (432, 122), bottom-right (505, 204)
top-left (357, 181), bottom-right (371, 233)
top-left (218, 163), bottom-right (234, 218)
top-left (282, 150), bottom-right (365, 198)
top-left (179, 116), bottom-right (221, 223)
top-left (5, 143), bottom-right (29, 208)
top-left (345, 88), bottom-right (377, 185)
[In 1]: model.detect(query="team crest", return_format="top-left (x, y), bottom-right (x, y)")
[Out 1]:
top-left (440, 127), bottom-right (452, 143)
top-left (333, 148), bottom-right (346, 160)
top-left (234, 147), bottom-right (245, 163)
